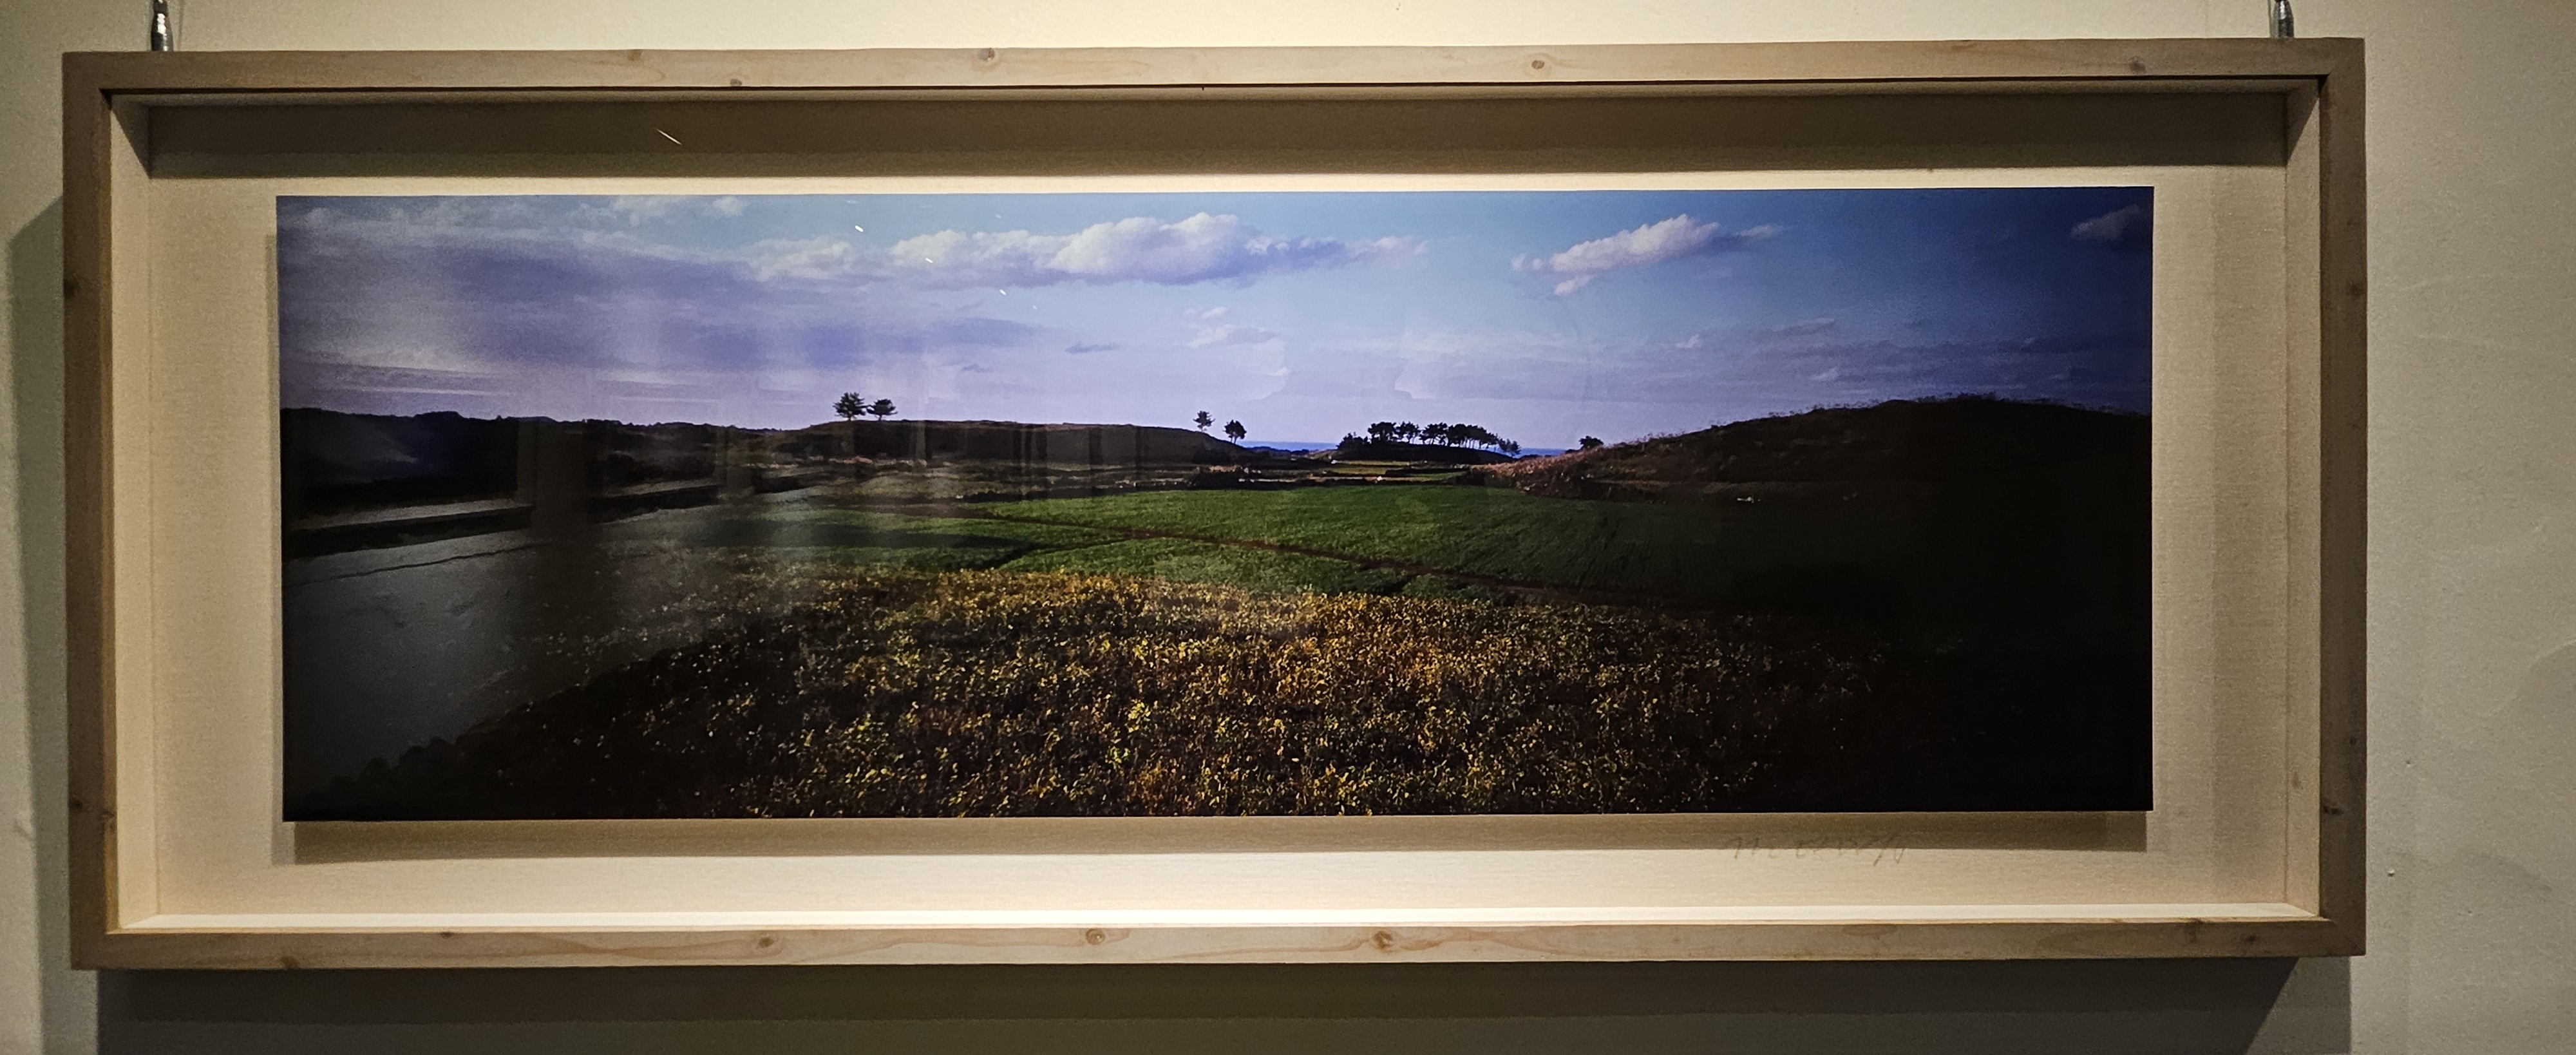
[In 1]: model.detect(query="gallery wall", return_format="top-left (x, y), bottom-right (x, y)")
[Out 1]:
top-left (1, 1), bottom-right (2569, 1052)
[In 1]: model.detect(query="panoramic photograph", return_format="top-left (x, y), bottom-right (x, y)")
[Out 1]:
top-left (276, 186), bottom-right (2155, 821)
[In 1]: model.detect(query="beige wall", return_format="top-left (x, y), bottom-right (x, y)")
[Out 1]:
top-left (2, 1), bottom-right (2568, 1052)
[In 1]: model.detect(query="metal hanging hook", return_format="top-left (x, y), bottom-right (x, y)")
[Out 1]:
top-left (148, 0), bottom-right (175, 50)
top-left (2271, 0), bottom-right (2297, 39)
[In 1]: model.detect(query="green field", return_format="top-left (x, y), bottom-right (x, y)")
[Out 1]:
top-left (686, 483), bottom-right (1914, 605)
top-left (697, 506), bottom-right (1121, 571)
top-left (985, 486), bottom-right (1742, 600)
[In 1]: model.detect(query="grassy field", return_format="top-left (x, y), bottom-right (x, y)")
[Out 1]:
top-left (296, 565), bottom-right (1942, 819)
top-left (703, 506), bottom-right (1123, 571)
top-left (690, 486), bottom-right (1705, 602)
top-left (984, 487), bottom-right (1738, 599)
top-left (669, 479), bottom-right (1938, 618)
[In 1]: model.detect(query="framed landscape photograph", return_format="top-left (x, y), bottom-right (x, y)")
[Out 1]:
top-left (63, 39), bottom-right (2364, 967)
top-left (279, 185), bottom-right (2154, 822)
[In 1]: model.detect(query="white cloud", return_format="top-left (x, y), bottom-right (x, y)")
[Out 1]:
top-left (2071, 204), bottom-right (2148, 243)
top-left (295, 199), bottom-right (1420, 298)
top-left (889, 213), bottom-right (1421, 288)
top-left (1189, 323), bottom-right (1282, 348)
top-left (1185, 306), bottom-right (1231, 321)
top-left (607, 196), bottom-right (685, 223)
top-left (744, 237), bottom-right (869, 281)
top-left (1518, 213), bottom-right (1778, 295)
top-left (605, 195), bottom-right (750, 225)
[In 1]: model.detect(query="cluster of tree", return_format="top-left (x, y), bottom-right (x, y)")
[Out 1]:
top-left (1362, 421), bottom-right (1521, 457)
top-left (1193, 410), bottom-right (1249, 443)
top-left (833, 393), bottom-right (898, 421)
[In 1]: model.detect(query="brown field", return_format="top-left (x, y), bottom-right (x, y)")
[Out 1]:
top-left (295, 563), bottom-right (1953, 819)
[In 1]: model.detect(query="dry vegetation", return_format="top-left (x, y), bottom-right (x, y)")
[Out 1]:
top-left (298, 564), bottom-right (1949, 819)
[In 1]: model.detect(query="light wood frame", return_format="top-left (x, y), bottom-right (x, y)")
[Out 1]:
top-left (61, 39), bottom-right (2366, 969)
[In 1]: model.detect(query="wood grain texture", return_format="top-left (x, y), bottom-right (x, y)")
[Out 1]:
top-left (64, 39), bottom-right (2358, 95)
top-left (88, 915), bottom-right (2349, 970)
top-left (59, 52), bottom-right (118, 966)
top-left (2279, 82), bottom-right (2327, 920)
top-left (2310, 39), bottom-right (2369, 954)
top-left (59, 38), bottom-right (2368, 969)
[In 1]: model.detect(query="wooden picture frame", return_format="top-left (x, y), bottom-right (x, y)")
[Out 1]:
top-left (61, 38), bottom-right (2365, 969)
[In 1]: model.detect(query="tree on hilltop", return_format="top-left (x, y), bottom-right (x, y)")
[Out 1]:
top-left (1365, 421), bottom-right (1399, 443)
top-left (1193, 410), bottom-right (1213, 432)
top-left (866, 397), bottom-right (897, 421)
top-left (1579, 435), bottom-right (1604, 450)
top-left (1396, 422), bottom-right (1421, 442)
top-left (1224, 419), bottom-right (1247, 442)
top-left (832, 392), bottom-right (867, 471)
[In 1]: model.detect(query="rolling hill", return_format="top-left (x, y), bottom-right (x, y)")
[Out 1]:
top-left (1486, 395), bottom-right (2147, 502)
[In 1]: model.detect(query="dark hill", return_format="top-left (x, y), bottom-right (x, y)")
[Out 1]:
top-left (779, 419), bottom-right (1242, 467)
top-left (1487, 397), bottom-right (2153, 808)
top-left (1488, 396), bottom-right (2145, 501)
top-left (1331, 439), bottom-right (1517, 464)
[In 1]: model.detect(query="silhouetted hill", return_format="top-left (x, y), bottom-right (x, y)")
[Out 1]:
top-left (1490, 397), bottom-right (2152, 810)
top-left (1331, 439), bottom-right (1517, 464)
top-left (1489, 396), bottom-right (2145, 501)
top-left (281, 409), bottom-right (1258, 514)
top-left (283, 408), bottom-right (753, 517)
top-left (778, 419), bottom-right (1244, 466)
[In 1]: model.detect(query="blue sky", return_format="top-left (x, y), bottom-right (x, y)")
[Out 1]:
top-left (278, 187), bottom-right (2151, 448)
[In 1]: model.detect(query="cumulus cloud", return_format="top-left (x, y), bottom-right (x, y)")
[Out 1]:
top-left (2071, 204), bottom-right (2150, 244)
top-left (1189, 324), bottom-right (1282, 348)
top-left (290, 199), bottom-right (1420, 303)
top-left (745, 237), bottom-right (871, 281)
top-left (607, 196), bottom-right (686, 223)
top-left (889, 213), bottom-right (1421, 288)
top-left (274, 195), bottom-right (1050, 403)
top-left (605, 195), bottom-right (748, 225)
top-left (1515, 214), bottom-right (1778, 294)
